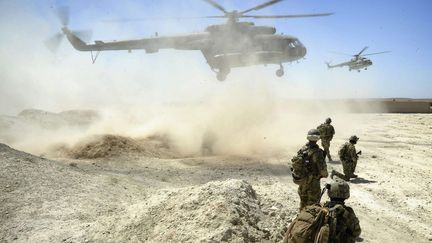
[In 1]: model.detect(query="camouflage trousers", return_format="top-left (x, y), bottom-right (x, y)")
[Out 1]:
top-left (333, 160), bottom-right (357, 181)
top-left (321, 139), bottom-right (332, 160)
top-left (297, 176), bottom-right (321, 210)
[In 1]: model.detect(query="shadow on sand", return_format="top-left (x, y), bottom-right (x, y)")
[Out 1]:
top-left (327, 160), bottom-right (341, 164)
top-left (350, 177), bottom-right (377, 184)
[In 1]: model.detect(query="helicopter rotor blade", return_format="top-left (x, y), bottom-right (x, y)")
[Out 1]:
top-left (362, 51), bottom-right (391, 56)
top-left (55, 6), bottom-right (69, 26)
top-left (202, 0), bottom-right (228, 14)
top-left (241, 13), bottom-right (334, 19)
top-left (329, 51), bottom-right (354, 56)
top-left (240, 0), bottom-right (284, 14)
top-left (44, 33), bottom-right (64, 53)
top-left (356, 46), bottom-right (368, 56)
top-left (102, 16), bottom-right (226, 23)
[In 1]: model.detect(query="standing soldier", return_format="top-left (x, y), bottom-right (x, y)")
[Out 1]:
top-left (331, 135), bottom-right (361, 181)
top-left (291, 129), bottom-right (328, 210)
top-left (317, 118), bottom-right (335, 161)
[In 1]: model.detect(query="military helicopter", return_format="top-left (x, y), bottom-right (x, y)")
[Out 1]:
top-left (46, 0), bottom-right (333, 81)
top-left (326, 47), bottom-right (390, 72)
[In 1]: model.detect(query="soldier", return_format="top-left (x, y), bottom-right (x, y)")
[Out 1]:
top-left (331, 135), bottom-right (361, 181)
top-left (317, 117), bottom-right (335, 161)
top-left (294, 129), bottom-right (328, 210)
top-left (283, 180), bottom-right (361, 243)
top-left (323, 180), bottom-right (362, 242)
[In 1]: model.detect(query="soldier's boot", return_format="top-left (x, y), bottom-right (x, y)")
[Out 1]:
top-left (351, 174), bottom-right (358, 178)
top-left (330, 170), bottom-right (336, 179)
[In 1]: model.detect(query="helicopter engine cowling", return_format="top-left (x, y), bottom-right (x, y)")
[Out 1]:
top-left (206, 23), bottom-right (275, 36)
top-left (249, 26), bottom-right (276, 35)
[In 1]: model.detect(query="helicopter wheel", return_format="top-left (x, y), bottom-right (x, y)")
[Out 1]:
top-left (216, 67), bottom-right (230, 81)
top-left (357, 70), bottom-right (361, 73)
top-left (217, 72), bottom-right (227, 81)
top-left (276, 65), bottom-right (284, 77)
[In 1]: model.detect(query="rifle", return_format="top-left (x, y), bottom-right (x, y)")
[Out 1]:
top-left (318, 185), bottom-right (329, 203)
top-left (356, 150), bottom-right (362, 156)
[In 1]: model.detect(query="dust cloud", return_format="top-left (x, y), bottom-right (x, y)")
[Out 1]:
top-left (0, 1), bottom-right (376, 158)
top-left (0, 86), bottom-right (363, 158)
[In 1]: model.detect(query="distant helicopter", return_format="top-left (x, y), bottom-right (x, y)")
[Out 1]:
top-left (326, 47), bottom-right (390, 72)
top-left (46, 0), bottom-right (333, 81)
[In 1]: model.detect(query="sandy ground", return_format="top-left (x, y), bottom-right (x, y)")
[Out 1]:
top-left (1, 113), bottom-right (432, 242)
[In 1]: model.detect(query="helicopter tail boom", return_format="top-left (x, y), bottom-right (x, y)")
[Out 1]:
top-left (62, 27), bottom-right (90, 51)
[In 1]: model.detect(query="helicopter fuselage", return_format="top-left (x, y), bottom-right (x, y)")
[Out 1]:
top-left (53, 0), bottom-right (332, 81)
top-left (348, 57), bottom-right (372, 70)
top-left (200, 22), bottom-right (306, 70)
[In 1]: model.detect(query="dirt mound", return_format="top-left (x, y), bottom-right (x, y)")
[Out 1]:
top-left (0, 142), bottom-right (149, 242)
top-left (63, 134), bottom-right (180, 159)
top-left (122, 179), bottom-right (293, 242)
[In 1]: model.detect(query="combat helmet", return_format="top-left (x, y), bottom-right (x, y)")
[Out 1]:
top-left (325, 117), bottom-right (332, 124)
top-left (307, 129), bottom-right (321, 142)
top-left (349, 135), bottom-right (359, 142)
top-left (327, 180), bottom-right (350, 200)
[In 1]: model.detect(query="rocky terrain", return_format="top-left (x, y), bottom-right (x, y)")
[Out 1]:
top-left (1, 113), bottom-right (432, 242)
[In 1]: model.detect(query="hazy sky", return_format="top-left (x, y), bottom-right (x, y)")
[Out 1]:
top-left (0, 0), bottom-right (431, 114)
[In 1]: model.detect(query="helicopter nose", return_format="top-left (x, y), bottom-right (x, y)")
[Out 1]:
top-left (300, 45), bottom-right (307, 57)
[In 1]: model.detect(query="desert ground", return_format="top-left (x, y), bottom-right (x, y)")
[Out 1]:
top-left (0, 110), bottom-right (431, 242)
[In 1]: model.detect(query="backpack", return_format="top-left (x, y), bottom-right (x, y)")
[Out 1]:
top-left (317, 124), bottom-right (332, 138)
top-left (290, 146), bottom-right (320, 185)
top-left (283, 204), bottom-right (331, 243)
top-left (338, 143), bottom-right (349, 160)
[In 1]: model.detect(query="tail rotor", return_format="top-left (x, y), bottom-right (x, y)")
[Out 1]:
top-left (44, 6), bottom-right (92, 52)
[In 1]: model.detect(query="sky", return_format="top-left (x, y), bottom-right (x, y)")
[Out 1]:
top-left (0, 0), bottom-right (431, 115)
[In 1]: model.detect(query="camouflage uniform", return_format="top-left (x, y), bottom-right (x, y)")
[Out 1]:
top-left (324, 180), bottom-right (361, 242)
top-left (297, 142), bottom-right (328, 210)
top-left (324, 201), bottom-right (362, 242)
top-left (317, 122), bottom-right (335, 161)
top-left (333, 141), bottom-right (359, 181)
top-left (283, 180), bottom-right (360, 243)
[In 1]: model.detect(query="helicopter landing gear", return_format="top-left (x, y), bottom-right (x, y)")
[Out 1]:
top-left (216, 67), bottom-right (230, 81)
top-left (357, 70), bottom-right (361, 73)
top-left (276, 64), bottom-right (284, 77)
